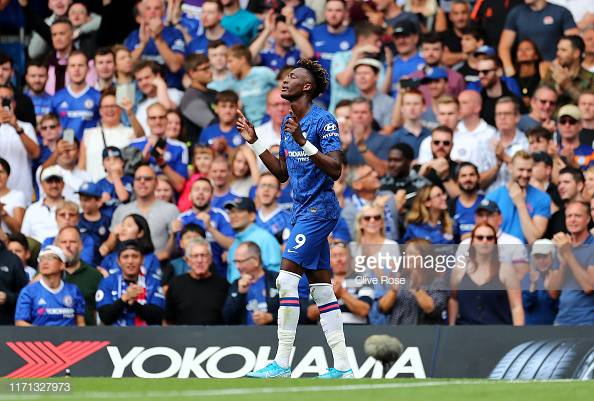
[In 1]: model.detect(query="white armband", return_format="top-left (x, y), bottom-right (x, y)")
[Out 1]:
top-left (250, 138), bottom-right (268, 155)
top-left (301, 141), bottom-right (319, 156)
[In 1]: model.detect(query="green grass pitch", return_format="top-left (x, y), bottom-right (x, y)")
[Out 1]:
top-left (1, 378), bottom-right (594, 401)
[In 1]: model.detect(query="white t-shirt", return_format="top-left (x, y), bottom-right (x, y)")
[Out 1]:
top-left (82, 124), bottom-right (135, 181)
top-left (0, 189), bottom-right (25, 234)
top-left (136, 89), bottom-right (183, 136)
top-left (35, 165), bottom-right (92, 203)
top-left (21, 200), bottom-right (59, 242)
top-left (450, 119), bottom-right (497, 172)
top-left (0, 121), bottom-right (38, 204)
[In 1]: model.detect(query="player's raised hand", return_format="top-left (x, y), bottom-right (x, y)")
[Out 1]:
top-left (285, 110), bottom-right (306, 146)
top-left (236, 109), bottom-right (257, 144)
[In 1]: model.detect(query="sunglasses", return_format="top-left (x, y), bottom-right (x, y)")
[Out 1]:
top-left (559, 117), bottom-right (578, 125)
top-left (433, 140), bottom-right (451, 146)
top-left (474, 235), bottom-right (495, 241)
top-left (362, 215), bottom-right (382, 222)
top-left (40, 124), bottom-right (57, 130)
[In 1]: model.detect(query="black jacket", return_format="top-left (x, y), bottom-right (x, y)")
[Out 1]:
top-left (0, 242), bottom-right (29, 325)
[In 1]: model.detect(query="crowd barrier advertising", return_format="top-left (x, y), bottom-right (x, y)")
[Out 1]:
top-left (1, 326), bottom-right (594, 379)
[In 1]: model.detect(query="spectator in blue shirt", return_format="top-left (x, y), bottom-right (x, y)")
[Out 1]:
top-left (223, 241), bottom-right (280, 325)
top-left (23, 60), bottom-right (51, 124)
top-left (522, 239), bottom-right (559, 325)
top-left (124, 0), bottom-right (185, 87)
top-left (403, 184), bottom-right (459, 244)
top-left (548, 201), bottom-right (594, 326)
top-left (186, 0), bottom-right (243, 55)
top-left (255, 173), bottom-right (292, 244)
top-left (78, 181), bottom-right (112, 248)
top-left (390, 20), bottom-right (425, 94)
top-left (15, 246), bottom-right (85, 327)
top-left (249, 13), bottom-right (314, 73)
top-left (390, 89), bottom-right (432, 159)
top-left (199, 90), bottom-right (245, 152)
top-left (96, 240), bottom-right (165, 326)
top-left (225, 197), bottom-right (281, 283)
top-left (486, 150), bottom-right (551, 244)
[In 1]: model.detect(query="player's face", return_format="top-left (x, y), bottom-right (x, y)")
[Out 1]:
top-left (330, 243), bottom-right (349, 275)
top-left (51, 22), bottom-right (73, 52)
top-left (427, 78), bottom-right (447, 99)
top-left (228, 208), bottom-right (254, 231)
top-left (354, 65), bottom-right (377, 92)
top-left (457, 166), bottom-right (479, 193)
top-left (421, 42), bottom-right (443, 66)
top-left (99, 95), bottom-right (121, 126)
top-left (186, 244), bottom-right (212, 276)
top-left (41, 177), bottom-right (65, 199)
top-left (325, 1), bottom-right (346, 28)
top-left (201, 2), bottom-right (221, 29)
top-left (209, 161), bottom-right (229, 187)
top-left (274, 22), bottom-right (294, 49)
top-left (216, 101), bottom-right (237, 125)
top-left (95, 54), bottom-right (115, 80)
top-left (401, 93), bottom-right (424, 121)
top-left (565, 203), bottom-right (590, 236)
top-left (511, 158), bottom-right (533, 188)
top-left (190, 181), bottom-right (213, 209)
top-left (256, 176), bottom-right (280, 207)
top-left (25, 65), bottom-right (48, 93)
top-left (119, 250), bottom-right (143, 278)
top-left (144, 0), bottom-right (165, 19)
top-left (557, 173), bottom-right (580, 201)
top-left (56, 208), bottom-right (79, 229)
top-left (426, 186), bottom-right (448, 212)
top-left (494, 102), bottom-right (519, 132)
top-left (449, 3), bottom-right (470, 29)
top-left (68, 3), bottom-right (89, 27)
top-left (208, 45), bottom-right (228, 71)
top-left (234, 246), bottom-right (260, 276)
top-left (387, 149), bottom-right (408, 177)
top-left (579, 94), bottom-right (594, 122)
top-left (359, 207), bottom-right (384, 236)
top-left (165, 112), bottom-right (182, 139)
top-left (154, 178), bottom-right (174, 202)
top-left (38, 255), bottom-right (64, 276)
top-left (67, 54), bottom-right (89, 85)
top-left (115, 49), bottom-right (133, 75)
top-left (436, 103), bottom-right (459, 130)
top-left (280, 68), bottom-right (311, 101)
top-left (431, 130), bottom-right (453, 159)
top-left (56, 229), bottom-right (82, 263)
top-left (7, 242), bottom-right (28, 264)
top-left (471, 225), bottom-right (497, 255)
top-left (134, 167), bottom-right (157, 198)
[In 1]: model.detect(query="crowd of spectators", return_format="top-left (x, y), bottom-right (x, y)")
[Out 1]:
top-left (1, 0), bottom-right (594, 328)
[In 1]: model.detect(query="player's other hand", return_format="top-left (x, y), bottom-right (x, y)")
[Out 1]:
top-left (236, 109), bottom-right (257, 144)
top-left (285, 110), bottom-right (305, 146)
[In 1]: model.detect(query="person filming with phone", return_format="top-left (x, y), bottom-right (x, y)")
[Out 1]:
top-left (129, 102), bottom-right (188, 193)
top-left (0, 84), bottom-right (40, 205)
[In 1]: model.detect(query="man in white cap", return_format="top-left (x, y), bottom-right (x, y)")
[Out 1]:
top-left (523, 239), bottom-right (559, 325)
top-left (15, 245), bottom-right (86, 327)
top-left (21, 166), bottom-right (65, 243)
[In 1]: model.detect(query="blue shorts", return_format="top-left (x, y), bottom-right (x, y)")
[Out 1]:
top-left (282, 218), bottom-right (337, 270)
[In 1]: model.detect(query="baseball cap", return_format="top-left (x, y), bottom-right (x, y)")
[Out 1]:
top-left (354, 58), bottom-right (383, 73)
top-left (77, 181), bottom-right (102, 198)
top-left (474, 45), bottom-right (496, 57)
top-left (224, 197), bottom-right (256, 213)
top-left (40, 165), bottom-right (64, 182)
top-left (475, 199), bottom-right (500, 214)
top-left (117, 239), bottom-right (142, 256)
top-left (531, 239), bottom-right (555, 256)
top-left (392, 19), bottom-right (418, 36)
top-left (38, 245), bottom-right (66, 263)
top-left (102, 146), bottom-right (123, 160)
top-left (422, 67), bottom-right (448, 83)
top-left (558, 104), bottom-right (581, 121)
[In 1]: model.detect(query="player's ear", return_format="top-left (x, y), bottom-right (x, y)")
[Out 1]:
top-left (303, 82), bottom-right (313, 93)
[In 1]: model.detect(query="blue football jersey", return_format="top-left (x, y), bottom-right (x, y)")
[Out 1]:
top-left (311, 24), bottom-right (355, 73)
top-left (199, 123), bottom-right (245, 148)
top-left (256, 207), bottom-right (292, 240)
top-left (96, 175), bottom-right (134, 218)
top-left (51, 86), bottom-right (101, 140)
top-left (26, 90), bottom-right (52, 119)
top-left (129, 138), bottom-right (189, 178)
top-left (212, 191), bottom-right (239, 210)
top-left (186, 31), bottom-right (242, 55)
top-left (259, 47), bottom-right (301, 72)
top-left (95, 273), bottom-right (165, 326)
top-left (454, 195), bottom-right (485, 236)
top-left (79, 213), bottom-right (112, 247)
top-left (177, 208), bottom-right (235, 278)
top-left (15, 280), bottom-right (85, 326)
top-left (280, 105), bottom-right (341, 222)
top-left (294, 4), bottom-right (316, 35)
top-left (100, 251), bottom-right (162, 280)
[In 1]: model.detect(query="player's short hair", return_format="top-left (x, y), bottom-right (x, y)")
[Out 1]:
top-left (56, 201), bottom-right (79, 214)
top-left (435, 95), bottom-right (459, 108)
top-left (335, 99), bottom-right (352, 110)
top-left (526, 126), bottom-right (553, 141)
top-left (351, 96), bottom-right (373, 111)
top-left (421, 32), bottom-right (443, 46)
top-left (455, 161), bottom-right (479, 180)
top-left (561, 35), bottom-right (585, 57)
top-left (228, 45), bottom-right (252, 65)
top-left (0, 52), bottom-right (13, 67)
top-left (100, 87), bottom-right (117, 104)
top-left (95, 47), bottom-right (115, 61)
top-left (559, 167), bottom-right (585, 184)
top-left (68, 50), bottom-right (88, 63)
top-left (432, 125), bottom-right (454, 137)
top-left (7, 232), bottom-right (29, 251)
top-left (461, 26), bottom-right (484, 42)
top-left (239, 241), bottom-right (262, 264)
top-left (184, 238), bottom-right (212, 257)
top-left (402, 88), bottom-right (425, 104)
top-left (295, 59), bottom-right (329, 99)
top-left (207, 39), bottom-right (227, 50)
top-left (495, 96), bottom-right (519, 114)
top-left (180, 223), bottom-right (206, 239)
top-left (192, 177), bottom-right (214, 192)
top-left (52, 16), bottom-right (73, 29)
top-left (55, 226), bottom-right (81, 243)
top-left (511, 150), bottom-right (532, 163)
top-left (26, 58), bottom-right (47, 72)
top-left (184, 53), bottom-right (210, 72)
top-left (133, 59), bottom-right (161, 76)
top-left (39, 112), bottom-right (60, 126)
top-left (215, 90), bottom-right (239, 105)
top-left (202, 0), bottom-right (223, 12)
top-left (354, 21), bottom-right (383, 40)
top-left (390, 143), bottom-right (414, 161)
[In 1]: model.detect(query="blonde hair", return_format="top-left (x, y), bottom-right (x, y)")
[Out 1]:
top-left (56, 200), bottom-right (79, 214)
top-left (405, 185), bottom-right (453, 235)
top-left (355, 203), bottom-right (386, 242)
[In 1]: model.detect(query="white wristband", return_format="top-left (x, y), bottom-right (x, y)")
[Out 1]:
top-left (301, 141), bottom-right (319, 156)
top-left (250, 138), bottom-right (268, 155)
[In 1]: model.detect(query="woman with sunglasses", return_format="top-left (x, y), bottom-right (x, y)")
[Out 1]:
top-left (377, 238), bottom-right (448, 325)
top-left (449, 222), bottom-right (524, 325)
top-left (403, 184), bottom-right (458, 244)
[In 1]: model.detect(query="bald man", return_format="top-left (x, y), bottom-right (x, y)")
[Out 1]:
top-left (450, 90), bottom-right (497, 175)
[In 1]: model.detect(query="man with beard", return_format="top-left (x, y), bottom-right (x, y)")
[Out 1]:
top-left (476, 56), bottom-right (521, 126)
top-left (449, 162), bottom-right (484, 238)
top-left (23, 60), bottom-right (51, 124)
top-left (541, 35), bottom-right (594, 106)
top-left (249, 13), bottom-right (314, 72)
top-left (255, 173), bottom-right (292, 244)
top-left (176, 178), bottom-right (234, 278)
top-left (57, 226), bottom-right (103, 326)
top-left (417, 125), bottom-right (459, 197)
top-left (545, 167), bottom-right (585, 238)
top-left (486, 151), bottom-right (551, 244)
